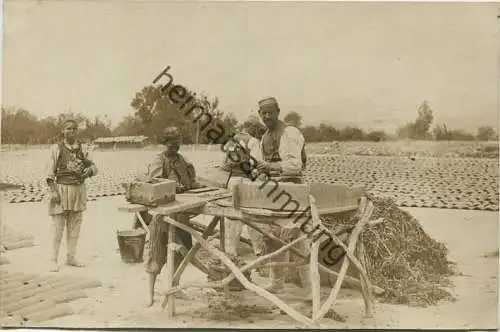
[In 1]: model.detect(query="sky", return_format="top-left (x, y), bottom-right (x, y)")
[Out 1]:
top-left (2, 1), bottom-right (499, 133)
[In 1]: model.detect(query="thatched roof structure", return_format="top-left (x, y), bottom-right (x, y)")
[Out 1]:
top-left (94, 136), bottom-right (149, 144)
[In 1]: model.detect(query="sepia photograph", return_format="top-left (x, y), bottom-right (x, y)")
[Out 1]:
top-left (0, 0), bottom-right (498, 329)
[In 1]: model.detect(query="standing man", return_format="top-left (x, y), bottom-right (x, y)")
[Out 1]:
top-left (254, 97), bottom-right (311, 300)
top-left (46, 119), bottom-right (98, 272)
top-left (222, 130), bottom-right (265, 257)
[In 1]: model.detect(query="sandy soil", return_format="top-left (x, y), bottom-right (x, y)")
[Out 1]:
top-left (0, 195), bottom-right (498, 329)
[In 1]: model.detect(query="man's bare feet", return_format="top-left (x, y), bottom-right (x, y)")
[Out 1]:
top-left (49, 260), bottom-right (59, 272)
top-left (145, 297), bottom-right (154, 308)
top-left (66, 259), bottom-right (85, 267)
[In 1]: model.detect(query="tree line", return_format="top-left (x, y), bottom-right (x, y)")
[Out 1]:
top-left (1, 84), bottom-right (498, 144)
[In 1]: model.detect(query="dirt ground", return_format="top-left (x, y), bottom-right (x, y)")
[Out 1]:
top-left (0, 195), bottom-right (498, 329)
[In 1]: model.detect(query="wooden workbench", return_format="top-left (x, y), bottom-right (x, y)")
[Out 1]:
top-left (118, 186), bottom-right (378, 327)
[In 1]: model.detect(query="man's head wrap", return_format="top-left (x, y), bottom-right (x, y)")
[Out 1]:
top-left (258, 97), bottom-right (280, 113)
top-left (161, 126), bottom-right (181, 143)
top-left (62, 119), bottom-right (78, 129)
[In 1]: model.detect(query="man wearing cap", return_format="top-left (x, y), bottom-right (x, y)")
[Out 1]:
top-left (222, 130), bottom-right (265, 257)
top-left (134, 126), bottom-right (202, 307)
top-left (254, 97), bottom-right (311, 300)
top-left (46, 119), bottom-right (98, 272)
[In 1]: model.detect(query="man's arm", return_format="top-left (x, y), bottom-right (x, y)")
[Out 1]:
top-left (46, 144), bottom-right (59, 186)
top-left (82, 144), bottom-right (98, 178)
top-left (278, 126), bottom-right (304, 175)
top-left (184, 157), bottom-right (204, 189)
top-left (146, 153), bottom-right (164, 178)
top-left (255, 127), bottom-right (303, 175)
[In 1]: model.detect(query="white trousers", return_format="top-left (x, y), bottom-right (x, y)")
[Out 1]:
top-left (224, 176), bottom-right (265, 255)
top-left (51, 211), bottom-right (83, 261)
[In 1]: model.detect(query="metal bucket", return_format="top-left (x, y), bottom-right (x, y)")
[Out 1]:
top-left (116, 229), bottom-right (147, 264)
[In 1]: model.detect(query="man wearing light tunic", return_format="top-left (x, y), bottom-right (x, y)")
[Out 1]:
top-left (254, 97), bottom-right (312, 300)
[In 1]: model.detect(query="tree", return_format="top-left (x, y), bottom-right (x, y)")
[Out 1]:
top-left (448, 129), bottom-right (475, 141)
top-left (302, 125), bottom-right (321, 142)
top-left (318, 124), bottom-right (339, 141)
top-left (338, 126), bottom-right (366, 141)
top-left (476, 126), bottom-right (497, 141)
top-left (397, 101), bottom-right (434, 139)
top-left (241, 115), bottom-right (267, 139)
top-left (130, 83), bottom-right (238, 144)
top-left (1, 107), bottom-right (113, 144)
top-left (283, 111), bottom-right (303, 128)
top-left (80, 116), bottom-right (113, 141)
top-left (130, 84), bottom-right (195, 142)
top-left (414, 101), bottom-right (434, 138)
top-left (113, 115), bottom-right (145, 137)
top-left (365, 130), bottom-right (388, 142)
top-left (1, 107), bottom-right (42, 144)
top-left (433, 124), bottom-right (451, 140)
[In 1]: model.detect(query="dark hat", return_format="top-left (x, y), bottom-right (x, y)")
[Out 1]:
top-left (62, 119), bottom-right (78, 128)
top-left (161, 126), bottom-right (181, 142)
top-left (258, 97), bottom-right (279, 109)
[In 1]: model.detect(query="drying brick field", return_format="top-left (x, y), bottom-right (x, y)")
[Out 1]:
top-left (1, 141), bottom-right (498, 211)
top-left (0, 140), bottom-right (498, 329)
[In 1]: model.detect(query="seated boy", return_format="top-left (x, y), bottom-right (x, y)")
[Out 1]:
top-left (134, 126), bottom-right (203, 307)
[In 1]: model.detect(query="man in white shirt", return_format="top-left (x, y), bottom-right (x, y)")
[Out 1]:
top-left (254, 97), bottom-right (311, 300)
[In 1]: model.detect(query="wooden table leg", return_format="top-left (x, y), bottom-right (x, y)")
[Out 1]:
top-left (219, 217), bottom-right (230, 294)
top-left (239, 216), bottom-right (384, 295)
top-left (308, 195), bottom-right (321, 321)
top-left (172, 216), bottom-right (220, 285)
top-left (166, 218), bottom-right (318, 328)
top-left (165, 223), bottom-right (176, 317)
top-left (135, 212), bottom-right (150, 237)
top-left (316, 199), bottom-right (374, 320)
top-left (162, 216), bottom-right (222, 309)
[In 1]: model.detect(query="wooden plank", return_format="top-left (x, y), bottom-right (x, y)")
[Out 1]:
top-left (215, 198), bottom-right (358, 216)
top-left (309, 183), bottom-right (364, 212)
top-left (309, 195), bottom-right (321, 321)
top-left (164, 235), bottom-right (308, 297)
top-left (196, 168), bottom-right (231, 188)
top-left (218, 214), bottom-right (230, 295)
top-left (230, 182), bottom-right (364, 213)
top-left (171, 216), bottom-right (220, 286)
top-left (164, 221), bottom-right (176, 317)
top-left (118, 204), bottom-right (148, 213)
top-left (184, 186), bottom-right (220, 194)
top-left (316, 199), bottom-right (374, 320)
top-left (235, 182), bottom-right (310, 211)
top-left (167, 218), bottom-right (318, 328)
top-left (200, 203), bottom-right (245, 219)
top-left (150, 196), bottom-right (208, 215)
top-left (238, 216), bottom-right (384, 295)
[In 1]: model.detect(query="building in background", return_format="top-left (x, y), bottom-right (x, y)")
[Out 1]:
top-left (93, 136), bottom-right (149, 149)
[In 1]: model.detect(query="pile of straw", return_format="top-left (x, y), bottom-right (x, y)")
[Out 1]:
top-left (323, 194), bottom-right (457, 307)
